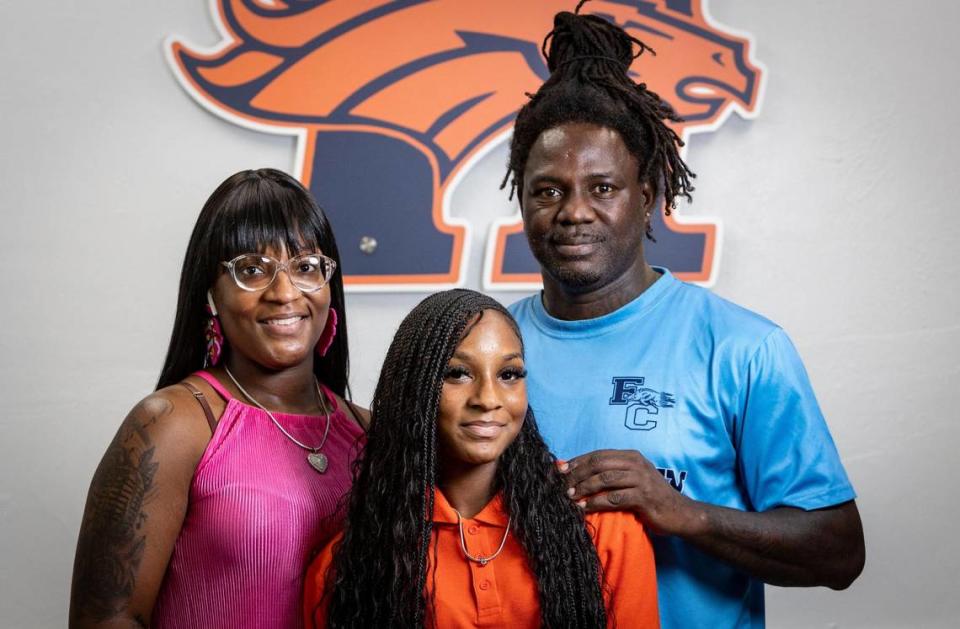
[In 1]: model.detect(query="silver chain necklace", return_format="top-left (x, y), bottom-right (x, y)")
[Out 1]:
top-left (453, 508), bottom-right (512, 566)
top-left (223, 365), bottom-right (332, 473)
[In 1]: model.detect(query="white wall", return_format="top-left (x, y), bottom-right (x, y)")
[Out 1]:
top-left (1, 1), bottom-right (957, 627)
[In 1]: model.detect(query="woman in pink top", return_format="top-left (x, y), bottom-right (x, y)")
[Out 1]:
top-left (69, 169), bottom-right (367, 628)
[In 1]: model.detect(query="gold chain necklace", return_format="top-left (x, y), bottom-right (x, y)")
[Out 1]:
top-left (452, 508), bottom-right (512, 566)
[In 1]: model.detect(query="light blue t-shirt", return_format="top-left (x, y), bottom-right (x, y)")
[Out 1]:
top-left (509, 268), bottom-right (856, 629)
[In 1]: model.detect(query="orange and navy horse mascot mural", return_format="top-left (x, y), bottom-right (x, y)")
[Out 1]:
top-left (167, 0), bottom-right (763, 290)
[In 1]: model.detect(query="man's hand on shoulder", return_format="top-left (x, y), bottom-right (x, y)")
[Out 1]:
top-left (562, 448), bottom-right (704, 537)
top-left (561, 448), bottom-right (864, 589)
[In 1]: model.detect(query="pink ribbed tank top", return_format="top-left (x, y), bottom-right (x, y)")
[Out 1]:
top-left (152, 371), bottom-right (364, 628)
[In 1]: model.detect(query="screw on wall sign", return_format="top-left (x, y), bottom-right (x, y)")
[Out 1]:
top-left (359, 236), bottom-right (378, 255)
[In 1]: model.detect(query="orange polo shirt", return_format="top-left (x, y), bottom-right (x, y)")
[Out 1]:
top-left (304, 491), bottom-right (658, 628)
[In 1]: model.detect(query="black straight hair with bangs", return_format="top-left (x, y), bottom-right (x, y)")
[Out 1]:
top-left (156, 168), bottom-right (350, 396)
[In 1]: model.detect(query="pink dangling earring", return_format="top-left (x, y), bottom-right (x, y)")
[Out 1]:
top-left (204, 291), bottom-right (224, 367)
top-left (316, 307), bottom-right (338, 357)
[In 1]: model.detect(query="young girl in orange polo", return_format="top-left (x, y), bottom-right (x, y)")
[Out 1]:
top-left (305, 290), bottom-right (658, 628)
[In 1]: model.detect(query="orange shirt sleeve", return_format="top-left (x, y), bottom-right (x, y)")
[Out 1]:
top-left (303, 532), bottom-right (342, 629)
top-left (586, 511), bottom-right (660, 629)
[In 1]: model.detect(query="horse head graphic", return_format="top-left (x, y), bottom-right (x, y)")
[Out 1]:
top-left (167, 0), bottom-right (763, 289)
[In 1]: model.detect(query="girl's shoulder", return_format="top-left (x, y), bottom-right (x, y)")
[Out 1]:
top-left (584, 510), bottom-right (652, 556)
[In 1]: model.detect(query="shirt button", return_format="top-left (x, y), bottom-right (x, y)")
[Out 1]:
top-left (467, 525), bottom-right (480, 535)
top-left (479, 580), bottom-right (491, 591)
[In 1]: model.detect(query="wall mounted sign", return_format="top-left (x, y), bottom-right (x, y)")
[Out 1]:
top-left (167, 0), bottom-right (763, 291)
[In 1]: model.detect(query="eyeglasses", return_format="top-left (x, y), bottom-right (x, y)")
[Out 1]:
top-left (221, 253), bottom-right (337, 293)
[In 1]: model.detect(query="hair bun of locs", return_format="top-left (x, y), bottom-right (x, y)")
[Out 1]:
top-left (502, 0), bottom-right (696, 235)
top-left (543, 7), bottom-right (654, 76)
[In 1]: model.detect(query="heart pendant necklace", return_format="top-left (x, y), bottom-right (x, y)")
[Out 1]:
top-left (307, 451), bottom-right (328, 473)
top-left (224, 365), bottom-right (332, 474)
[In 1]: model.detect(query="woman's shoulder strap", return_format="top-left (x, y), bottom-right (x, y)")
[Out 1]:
top-left (193, 369), bottom-right (233, 401)
top-left (179, 381), bottom-right (217, 434)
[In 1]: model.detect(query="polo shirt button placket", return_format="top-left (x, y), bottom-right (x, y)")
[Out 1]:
top-left (468, 523), bottom-right (502, 619)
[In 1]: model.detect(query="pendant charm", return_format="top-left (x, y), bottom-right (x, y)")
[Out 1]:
top-left (479, 558), bottom-right (488, 566)
top-left (307, 452), bottom-right (328, 473)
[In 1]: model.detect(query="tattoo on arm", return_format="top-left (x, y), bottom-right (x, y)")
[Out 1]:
top-left (71, 399), bottom-right (170, 623)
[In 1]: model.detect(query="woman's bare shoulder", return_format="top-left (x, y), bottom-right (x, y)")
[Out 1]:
top-left (70, 384), bottom-right (214, 626)
top-left (122, 383), bottom-right (217, 463)
top-left (330, 392), bottom-right (370, 431)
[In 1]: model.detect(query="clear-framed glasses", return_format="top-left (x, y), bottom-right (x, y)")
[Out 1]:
top-left (221, 252), bottom-right (337, 293)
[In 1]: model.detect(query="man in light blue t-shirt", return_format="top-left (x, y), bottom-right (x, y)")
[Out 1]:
top-left (500, 8), bottom-right (864, 629)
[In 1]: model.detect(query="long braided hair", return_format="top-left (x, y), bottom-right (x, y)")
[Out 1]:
top-left (322, 289), bottom-right (606, 628)
top-left (504, 0), bottom-right (696, 240)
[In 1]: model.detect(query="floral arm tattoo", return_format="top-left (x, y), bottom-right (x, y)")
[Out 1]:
top-left (70, 399), bottom-right (171, 625)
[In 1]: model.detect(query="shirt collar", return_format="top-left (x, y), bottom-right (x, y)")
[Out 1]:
top-left (432, 488), bottom-right (509, 528)
top-left (529, 266), bottom-right (677, 338)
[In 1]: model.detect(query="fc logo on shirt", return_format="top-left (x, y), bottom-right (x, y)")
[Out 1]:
top-left (609, 377), bottom-right (676, 431)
